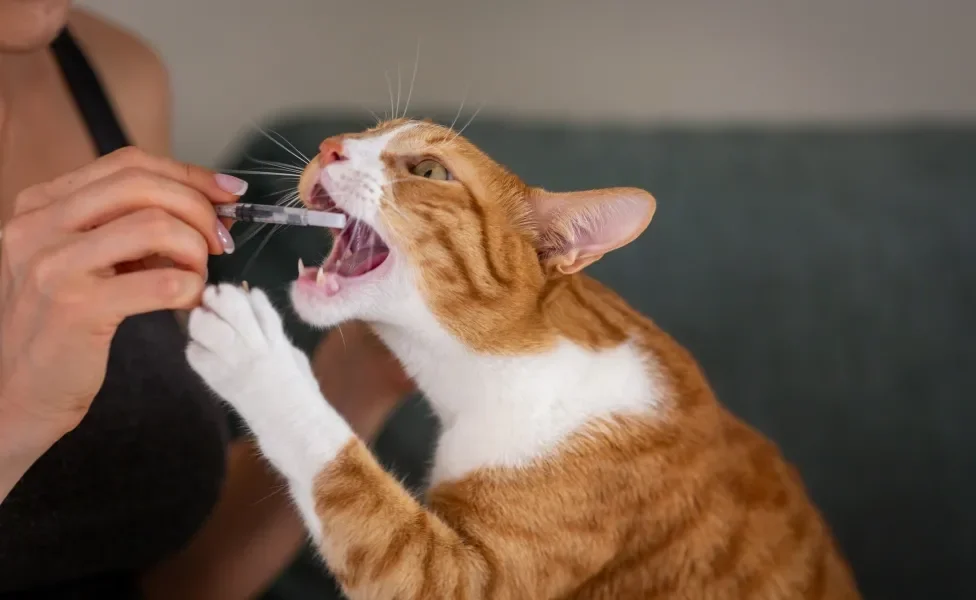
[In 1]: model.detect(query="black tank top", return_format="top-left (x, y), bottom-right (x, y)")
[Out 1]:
top-left (0, 29), bottom-right (229, 598)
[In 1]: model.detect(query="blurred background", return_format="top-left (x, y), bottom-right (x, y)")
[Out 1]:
top-left (79, 0), bottom-right (974, 165)
top-left (79, 1), bottom-right (976, 599)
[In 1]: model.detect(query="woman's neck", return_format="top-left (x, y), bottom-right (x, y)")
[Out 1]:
top-left (0, 51), bottom-right (9, 122)
top-left (0, 52), bottom-right (11, 191)
top-left (0, 50), bottom-right (31, 128)
top-left (0, 47), bottom-right (55, 216)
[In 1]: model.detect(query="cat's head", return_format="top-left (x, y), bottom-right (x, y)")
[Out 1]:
top-left (291, 119), bottom-right (655, 352)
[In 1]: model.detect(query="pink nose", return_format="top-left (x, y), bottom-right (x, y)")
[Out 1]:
top-left (319, 137), bottom-right (347, 165)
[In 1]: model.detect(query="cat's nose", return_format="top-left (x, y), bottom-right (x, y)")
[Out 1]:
top-left (319, 137), bottom-right (347, 165)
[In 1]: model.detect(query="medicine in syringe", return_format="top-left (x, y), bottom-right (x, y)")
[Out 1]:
top-left (215, 203), bottom-right (347, 229)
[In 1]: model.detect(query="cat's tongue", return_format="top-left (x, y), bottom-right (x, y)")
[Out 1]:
top-left (335, 247), bottom-right (388, 277)
top-left (322, 220), bottom-right (390, 278)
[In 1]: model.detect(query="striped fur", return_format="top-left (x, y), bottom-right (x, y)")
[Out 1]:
top-left (187, 119), bottom-right (861, 599)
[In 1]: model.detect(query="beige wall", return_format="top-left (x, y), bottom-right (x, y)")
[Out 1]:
top-left (79, 0), bottom-right (976, 166)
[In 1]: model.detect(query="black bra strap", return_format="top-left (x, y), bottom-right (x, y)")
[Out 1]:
top-left (50, 29), bottom-right (131, 156)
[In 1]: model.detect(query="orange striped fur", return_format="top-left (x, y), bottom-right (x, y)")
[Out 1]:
top-left (197, 119), bottom-right (861, 599)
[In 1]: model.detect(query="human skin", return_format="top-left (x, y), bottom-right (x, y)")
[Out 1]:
top-left (0, 3), bottom-right (413, 597)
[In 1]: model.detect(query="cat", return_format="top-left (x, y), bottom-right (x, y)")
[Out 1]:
top-left (186, 118), bottom-right (862, 599)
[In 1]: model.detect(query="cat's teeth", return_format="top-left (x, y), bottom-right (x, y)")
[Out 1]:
top-left (312, 268), bottom-right (340, 296)
top-left (298, 258), bottom-right (305, 275)
top-left (324, 273), bottom-right (340, 296)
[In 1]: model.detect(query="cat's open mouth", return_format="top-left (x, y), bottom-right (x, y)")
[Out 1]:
top-left (297, 184), bottom-right (390, 291)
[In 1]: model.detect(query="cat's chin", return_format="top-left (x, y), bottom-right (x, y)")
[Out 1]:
top-left (288, 257), bottom-right (397, 328)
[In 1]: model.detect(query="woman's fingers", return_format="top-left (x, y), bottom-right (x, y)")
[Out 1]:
top-left (16, 147), bottom-right (246, 216)
top-left (59, 169), bottom-right (232, 255)
top-left (93, 267), bottom-right (205, 323)
top-left (48, 147), bottom-right (245, 203)
top-left (67, 207), bottom-right (210, 279)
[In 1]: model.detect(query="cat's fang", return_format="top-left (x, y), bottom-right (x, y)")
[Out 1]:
top-left (316, 266), bottom-right (327, 287)
top-left (298, 258), bottom-right (305, 276)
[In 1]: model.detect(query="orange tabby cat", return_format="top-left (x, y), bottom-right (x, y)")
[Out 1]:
top-left (186, 119), bottom-right (862, 599)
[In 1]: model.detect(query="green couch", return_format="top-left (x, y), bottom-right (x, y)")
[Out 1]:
top-left (208, 115), bottom-right (976, 600)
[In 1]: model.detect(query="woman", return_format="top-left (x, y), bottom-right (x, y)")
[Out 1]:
top-left (0, 2), bottom-right (412, 597)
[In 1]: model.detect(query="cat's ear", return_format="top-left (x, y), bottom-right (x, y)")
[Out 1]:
top-left (528, 187), bottom-right (656, 275)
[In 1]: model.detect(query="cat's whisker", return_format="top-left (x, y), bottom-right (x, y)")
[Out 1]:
top-left (381, 187), bottom-right (411, 228)
top-left (335, 324), bottom-right (347, 351)
top-left (362, 105), bottom-right (382, 125)
top-left (266, 128), bottom-right (311, 164)
top-left (387, 203), bottom-right (408, 221)
top-left (265, 182), bottom-right (300, 198)
top-left (244, 152), bottom-right (306, 170)
top-left (449, 102), bottom-right (485, 144)
top-left (256, 185), bottom-right (299, 201)
top-left (382, 192), bottom-right (409, 216)
top-left (395, 63), bottom-right (402, 120)
top-left (253, 481), bottom-right (290, 504)
top-left (247, 157), bottom-right (306, 174)
top-left (275, 192), bottom-right (302, 207)
top-left (373, 177), bottom-right (411, 222)
top-left (239, 224), bottom-right (284, 279)
top-left (265, 192), bottom-right (297, 206)
top-left (384, 71), bottom-right (395, 121)
top-left (248, 121), bottom-right (311, 167)
top-left (222, 169), bottom-right (301, 179)
top-left (233, 222), bottom-right (273, 247)
top-left (402, 39), bottom-right (421, 120)
top-left (447, 83), bottom-right (471, 133)
top-left (271, 186), bottom-right (300, 198)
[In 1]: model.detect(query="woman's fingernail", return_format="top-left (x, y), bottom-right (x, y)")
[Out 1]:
top-left (215, 174), bottom-right (248, 196)
top-left (216, 221), bottom-right (235, 254)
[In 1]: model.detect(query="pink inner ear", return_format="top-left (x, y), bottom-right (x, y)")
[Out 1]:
top-left (571, 193), bottom-right (654, 254)
top-left (532, 188), bottom-right (656, 257)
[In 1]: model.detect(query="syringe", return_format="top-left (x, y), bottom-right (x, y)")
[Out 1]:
top-left (215, 203), bottom-right (347, 229)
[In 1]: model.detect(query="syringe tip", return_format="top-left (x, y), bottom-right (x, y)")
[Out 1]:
top-left (306, 211), bottom-right (347, 229)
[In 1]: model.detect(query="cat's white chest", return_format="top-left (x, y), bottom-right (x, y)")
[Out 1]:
top-left (417, 340), bottom-right (666, 486)
top-left (430, 410), bottom-right (550, 485)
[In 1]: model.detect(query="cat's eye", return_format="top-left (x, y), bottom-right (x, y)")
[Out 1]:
top-left (410, 159), bottom-right (452, 181)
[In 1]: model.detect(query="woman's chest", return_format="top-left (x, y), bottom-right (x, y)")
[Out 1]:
top-left (0, 55), bottom-right (97, 222)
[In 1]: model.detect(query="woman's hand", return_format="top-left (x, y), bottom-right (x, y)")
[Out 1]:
top-left (0, 147), bottom-right (245, 463)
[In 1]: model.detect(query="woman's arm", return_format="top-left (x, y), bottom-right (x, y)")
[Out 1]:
top-left (141, 438), bottom-right (306, 599)
top-left (0, 404), bottom-right (73, 503)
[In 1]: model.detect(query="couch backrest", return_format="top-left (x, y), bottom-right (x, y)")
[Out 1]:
top-left (211, 116), bottom-right (976, 599)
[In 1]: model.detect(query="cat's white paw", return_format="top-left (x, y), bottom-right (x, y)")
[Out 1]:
top-left (187, 284), bottom-right (310, 402)
top-left (186, 284), bottom-right (353, 484)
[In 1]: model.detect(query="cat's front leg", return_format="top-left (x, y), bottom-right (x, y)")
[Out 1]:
top-left (185, 284), bottom-right (354, 516)
top-left (184, 286), bottom-right (542, 599)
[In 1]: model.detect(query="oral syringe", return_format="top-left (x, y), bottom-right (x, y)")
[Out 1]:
top-left (215, 203), bottom-right (347, 229)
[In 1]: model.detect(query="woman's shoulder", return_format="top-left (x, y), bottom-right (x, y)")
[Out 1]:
top-left (65, 9), bottom-right (171, 154)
